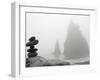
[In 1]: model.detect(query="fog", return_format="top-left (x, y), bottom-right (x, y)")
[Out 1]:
top-left (26, 13), bottom-right (90, 60)
top-left (63, 21), bottom-right (89, 60)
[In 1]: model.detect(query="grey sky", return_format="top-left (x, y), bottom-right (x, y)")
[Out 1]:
top-left (26, 13), bottom-right (90, 59)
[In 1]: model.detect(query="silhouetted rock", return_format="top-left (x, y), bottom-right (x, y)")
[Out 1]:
top-left (29, 36), bottom-right (36, 41)
top-left (26, 40), bottom-right (39, 46)
top-left (27, 48), bottom-right (38, 53)
top-left (28, 52), bottom-right (38, 58)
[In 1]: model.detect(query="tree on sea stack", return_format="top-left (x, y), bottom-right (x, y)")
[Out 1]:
top-left (26, 36), bottom-right (39, 67)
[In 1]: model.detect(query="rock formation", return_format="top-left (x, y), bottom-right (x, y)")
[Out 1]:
top-left (63, 21), bottom-right (89, 60)
top-left (53, 40), bottom-right (61, 58)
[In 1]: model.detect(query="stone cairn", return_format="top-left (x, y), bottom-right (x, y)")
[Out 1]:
top-left (26, 36), bottom-right (39, 67)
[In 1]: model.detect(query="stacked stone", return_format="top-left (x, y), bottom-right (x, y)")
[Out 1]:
top-left (26, 36), bottom-right (39, 58)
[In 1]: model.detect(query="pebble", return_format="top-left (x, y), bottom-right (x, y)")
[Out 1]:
top-left (29, 36), bottom-right (36, 41)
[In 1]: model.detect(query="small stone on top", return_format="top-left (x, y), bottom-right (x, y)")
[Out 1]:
top-left (29, 36), bottom-right (35, 41)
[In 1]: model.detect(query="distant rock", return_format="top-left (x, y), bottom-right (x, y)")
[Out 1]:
top-left (63, 21), bottom-right (89, 59)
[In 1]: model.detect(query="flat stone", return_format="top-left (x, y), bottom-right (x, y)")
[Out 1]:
top-left (27, 48), bottom-right (38, 53)
top-left (26, 40), bottom-right (39, 46)
top-left (28, 52), bottom-right (38, 58)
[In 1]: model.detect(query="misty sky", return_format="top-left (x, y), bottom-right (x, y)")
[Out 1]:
top-left (26, 13), bottom-right (90, 59)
